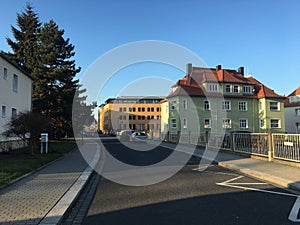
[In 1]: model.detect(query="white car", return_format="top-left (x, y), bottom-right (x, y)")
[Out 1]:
top-left (131, 132), bottom-right (147, 142)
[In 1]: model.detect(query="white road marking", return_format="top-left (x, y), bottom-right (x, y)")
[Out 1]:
top-left (289, 197), bottom-right (300, 222)
top-left (217, 176), bottom-right (299, 198)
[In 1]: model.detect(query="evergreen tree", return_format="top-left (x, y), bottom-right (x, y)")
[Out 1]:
top-left (4, 2), bottom-right (41, 73)
top-left (35, 20), bottom-right (81, 138)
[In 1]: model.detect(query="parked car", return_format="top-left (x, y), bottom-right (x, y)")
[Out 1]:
top-left (119, 130), bottom-right (135, 141)
top-left (131, 132), bottom-right (147, 142)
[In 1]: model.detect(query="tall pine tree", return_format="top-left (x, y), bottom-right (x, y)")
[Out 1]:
top-left (4, 2), bottom-right (41, 73)
top-left (35, 19), bottom-right (81, 138)
top-left (4, 3), bottom-right (82, 139)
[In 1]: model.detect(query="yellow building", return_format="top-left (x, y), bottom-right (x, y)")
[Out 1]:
top-left (98, 96), bottom-right (164, 137)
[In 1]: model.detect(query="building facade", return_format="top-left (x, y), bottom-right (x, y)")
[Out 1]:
top-left (165, 64), bottom-right (286, 139)
top-left (98, 96), bottom-right (164, 137)
top-left (0, 53), bottom-right (33, 141)
top-left (284, 87), bottom-right (300, 133)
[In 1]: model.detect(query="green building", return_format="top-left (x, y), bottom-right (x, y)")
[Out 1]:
top-left (164, 64), bottom-right (286, 142)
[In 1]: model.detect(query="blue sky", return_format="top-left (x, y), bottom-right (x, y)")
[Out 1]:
top-left (1, 0), bottom-right (300, 106)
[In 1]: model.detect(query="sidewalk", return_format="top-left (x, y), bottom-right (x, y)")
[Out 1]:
top-left (0, 144), bottom-right (96, 225)
top-left (158, 141), bottom-right (300, 193)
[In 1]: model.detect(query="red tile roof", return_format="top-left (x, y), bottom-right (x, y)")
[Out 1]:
top-left (167, 66), bottom-right (285, 100)
top-left (284, 87), bottom-right (300, 107)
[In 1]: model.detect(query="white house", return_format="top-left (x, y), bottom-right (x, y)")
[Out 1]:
top-left (0, 52), bottom-right (33, 141)
top-left (284, 87), bottom-right (300, 133)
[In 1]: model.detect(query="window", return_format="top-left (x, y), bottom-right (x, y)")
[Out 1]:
top-left (295, 108), bottom-right (300, 116)
top-left (119, 115), bottom-right (123, 120)
top-left (243, 86), bottom-right (252, 94)
top-left (182, 118), bottom-right (187, 129)
top-left (11, 108), bottom-right (17, 120)
top-left (225, 84), bottom-right (231, 93)
top-left (259, 119), bottom-right (264, 128)
top-left (123, 107), bottom-right (126, 112)
top-left (147, 107), bottom-right (150, 112)
top-left (222, 101), bottom-right (231, 111)
top-left (119, 107), bottom-right (122, 112)
top-left (171, 118), bottom-right (177, 128)
top-left (183, 99), bottom-right (188, 110)
top-left (151, 107), bottom-right (154, 112)
top-left (142, 107), bottom-right (145, 112)
top-left (123, 115), bottom-right (126, 120)
top-left (132, 115), bottom-right (136, 120)
top-left (13, 74), bottom-right (18, 92)
top-left (129, 107), bottom-right (132, 112)
top-left (204, 118), bottom-right (211, 128)
top-left (259, 102), bottom-right (262, 111)
top-left (138, 116), bottom-right (141, 120)
top-left (156, 107), bottom-right (160, 112)
top-left (132, 107), bottom-right (136, 112)
top-left (171, 101), bottom-right (176, 110)
top-left (222, 119), bottom-right (231, 128)
top-left (3, 67), bottom-right (8, 80)
top-left (238, 101), bottom-right (248, 111)
top-left (296, 123), bottom-right (300, 132)
top-left (270, 102), bottom-right (279, 111)
top-left (239, 119), bottom-right (248, 129)
top-left (156, 116), bottom-right (160, 120)
top-left (204, 100), bottom-right (210, 110)
top-left (207, 83), bottom-right (219, 92)
top-left (147, 115), bottom-right (151, 120)
top-left (233, 85), bottom-right (239, 93)
top-left (1, 105), bottom-right (6, 118)
top-left (270, 119), bottom-right (280, 128)
top-left (138, 107), bottom-right (141, 112)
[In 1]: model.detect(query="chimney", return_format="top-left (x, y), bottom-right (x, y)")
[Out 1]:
top-left (186, 63), bottom-right (192, 75)
top-left (216, 65), bottom-right (222, 71)
top-left (238, 66), bottom-right (244, 75)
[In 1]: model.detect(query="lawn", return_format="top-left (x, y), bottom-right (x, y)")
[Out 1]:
top-left (0, 140), bottom-right (77, 186)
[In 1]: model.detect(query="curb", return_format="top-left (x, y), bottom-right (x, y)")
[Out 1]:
top-left (39, 144), bottom-right (101, 225)
top-left (157, 141), bottom-right (300, 193)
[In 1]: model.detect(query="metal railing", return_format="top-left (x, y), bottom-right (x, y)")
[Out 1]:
top-left (272, 134), bottom-right (300, 162)
top-left (233, 133), bottom-right (268, 157)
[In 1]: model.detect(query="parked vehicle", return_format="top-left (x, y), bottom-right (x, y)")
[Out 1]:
top-left (131, 132), bottom-right (147, 142)
top-left (119, 130), bottom-right (135, 141)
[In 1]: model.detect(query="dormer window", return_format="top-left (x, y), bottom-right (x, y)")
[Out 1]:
top-left (207, 83), bottom-right (219, 92)
top-left (243, 85), bottom-right (252, 94)
top-left (233, 85), bottom-right (239, 93)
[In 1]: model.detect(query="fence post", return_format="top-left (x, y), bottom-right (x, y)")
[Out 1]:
top-left (267, 132), bottom-right (273, 162)
top-left (230, 132), bottom-right (235, 152)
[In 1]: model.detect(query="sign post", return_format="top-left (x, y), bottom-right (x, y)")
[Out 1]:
top-left (40, 133), bottom-right (49, 154)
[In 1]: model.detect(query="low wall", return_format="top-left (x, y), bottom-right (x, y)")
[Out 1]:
top-left (0, 139), bottom-right (28, 152)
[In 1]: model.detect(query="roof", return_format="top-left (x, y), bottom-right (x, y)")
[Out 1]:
top-left (167, 65), bottom-right (285, 100)
top-left (284, 87), bottom-right (300, 107)
top-left (0, 52), bottom-right (33, 81)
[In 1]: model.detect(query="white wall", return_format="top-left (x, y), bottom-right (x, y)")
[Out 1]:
top-left (285, 106), bottom-right (300, 133)
top-left (0, 56), bottom-right (33, 140)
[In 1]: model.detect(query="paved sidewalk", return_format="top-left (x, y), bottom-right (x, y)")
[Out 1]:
top-left (0, 142), bottom-right (98, 225)
top-left (158, 141), bottom-right (300, 193)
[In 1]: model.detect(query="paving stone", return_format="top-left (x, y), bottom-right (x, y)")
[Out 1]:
top-left (0, 148), bottom-right (89, 225)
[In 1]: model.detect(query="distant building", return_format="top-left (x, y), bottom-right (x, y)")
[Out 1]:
top-left (284, 87), bottom-right (300, 133)
top-left (0, 53), bottom-right (33, 141)
top-left (98, 96), bottom-right (164, 137)
top-left (164, 63), bottom-right (286, 139)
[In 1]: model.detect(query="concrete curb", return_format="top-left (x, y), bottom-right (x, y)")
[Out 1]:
top-left (39, 145), bottom-right (101, 225)
top-left (156, 140), bottom-right (300, 193)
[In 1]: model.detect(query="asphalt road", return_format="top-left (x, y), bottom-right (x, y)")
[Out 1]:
top-left (79, 137), bottom-right (299, 225)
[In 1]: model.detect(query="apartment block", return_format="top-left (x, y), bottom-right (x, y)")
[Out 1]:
top-left (165, 64), bottom-right (286, 137)
top-left (98, 96), bottom-right (164, 137)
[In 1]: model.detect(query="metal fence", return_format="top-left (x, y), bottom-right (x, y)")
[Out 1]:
top-left (233, 133), bottom-right (268, 157)
top-left (163, 132), bottom-right (300, 163)
top-left (272, 134), bottom-right (300, 162)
